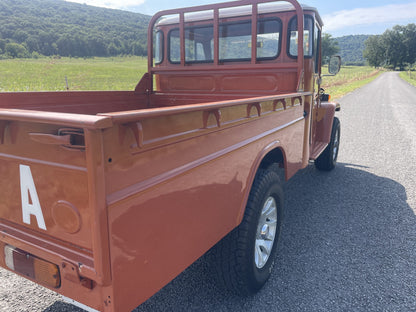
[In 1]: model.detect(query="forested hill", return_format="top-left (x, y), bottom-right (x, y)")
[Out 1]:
top-left (0, 0), bottom-right (151, 58)
top-left (0, 0), bottom-right (372, 63)
top-left (335, 35), bottom-right (370, 66)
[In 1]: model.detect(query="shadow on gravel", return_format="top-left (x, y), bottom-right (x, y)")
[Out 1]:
top-left (45, 163), bottom-right (416, 312)
top-left (132, 163), bottom-right (416, 312)
top-left (44, 301), bottom-right (84, 312)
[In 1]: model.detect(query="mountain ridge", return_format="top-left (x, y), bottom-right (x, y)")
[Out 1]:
top-left (335, 35), bottom-right (370, 66)
top-left (0, 0), bottom-right (151, 57)
top-left (0, 0), bottom-right (369, 64)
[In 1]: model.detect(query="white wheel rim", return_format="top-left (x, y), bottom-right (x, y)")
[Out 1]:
top-left (254, 196), bottom-right (278, 269)
top-left (332, 127), bottom-right (340, 161)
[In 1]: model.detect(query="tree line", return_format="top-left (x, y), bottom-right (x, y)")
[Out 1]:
top-left (0, 0), bottom-right (150, 59)
top-left (363, 24), bottom-right (416, 70)
top-left (3, 0), bottom-right (413, 68)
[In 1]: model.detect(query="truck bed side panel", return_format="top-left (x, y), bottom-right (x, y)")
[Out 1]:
top-left (103, 97), bottom-right (306, 311)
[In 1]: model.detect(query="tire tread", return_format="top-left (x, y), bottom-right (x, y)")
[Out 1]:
top-left (213, 168), bottom-right (283, 295)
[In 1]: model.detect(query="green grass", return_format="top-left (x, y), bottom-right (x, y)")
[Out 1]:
top-left (0, 56), bottom-right (147, 92)
top-left (399, 71), bottom-right (416, 87)
top-left (0, 58), bottom-right (382, 99)
top-left (322, 66), bottom-right (381, 100)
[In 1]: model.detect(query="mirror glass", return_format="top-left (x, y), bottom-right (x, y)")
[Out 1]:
top-left (328, 56), bottom-right (341, 75)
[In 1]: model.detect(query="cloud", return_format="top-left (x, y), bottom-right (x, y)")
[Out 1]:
top-left (323, 2), bottom-right (416, 32)
top-left (65, 0), bottom-right (145, 10)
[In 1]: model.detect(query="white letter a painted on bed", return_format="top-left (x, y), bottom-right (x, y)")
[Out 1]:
top-left (20, 165), bottom-right (47, 230)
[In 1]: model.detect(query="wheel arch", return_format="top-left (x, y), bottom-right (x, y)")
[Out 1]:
top-left (236, 141), bottom-right (286, 225)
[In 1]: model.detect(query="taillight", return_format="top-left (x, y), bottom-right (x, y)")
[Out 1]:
top-left (4, 245), bottom-right (61, 288)
top-left (320, 93), bottom-right (331, 101)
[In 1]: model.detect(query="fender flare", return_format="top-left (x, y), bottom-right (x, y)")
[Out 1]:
top-left (235, 140), bottom-right (287, 225)
top-left (317, 102), bottom-right (337, 144)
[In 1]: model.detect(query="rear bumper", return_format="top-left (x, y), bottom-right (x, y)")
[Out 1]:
top-left (0, 220), bottom-right (109, 312)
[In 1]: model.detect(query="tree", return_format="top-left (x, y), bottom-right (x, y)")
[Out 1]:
top-left (25, 36), bottom-right (40, 53)
top-left (86, 36), bottom-right (108, 57)
top-left (321, 33), bottom-right (340, 64)
top-left (0, 39), bottom-right (6, 53)
top-left (383, 26), bottom-right (407, 70)
top-left (56, 35), bottom-right (73, 57)
top-left (13, 30), bottom-right (29, 43)
top-left (402, 23), bottom-right (416, 65)
top-left (363, 23), bottom-right (416, 70)
top-left (108, 42), bottom-right (120, 56)
top-left (38, 31), bottom-right (58, 56)
top-left (5, 42), bottom-right (29, 58)
top-left (363, 35), bottom-right (385, 68)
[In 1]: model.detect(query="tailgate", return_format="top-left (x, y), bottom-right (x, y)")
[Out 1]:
top-left (0, 131), bottom-right (91, 248)
top-left (0, 111), bottom-right (113, 310)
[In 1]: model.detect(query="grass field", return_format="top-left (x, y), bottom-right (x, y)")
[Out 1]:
top-left (1, 57), bottom-right (381, 98)
top-left (399, 71), bottom-right (416, 87)
top-left (321, 65), bottom-right (381, 99)
top-left (0, 57), bottom-right (147, 92)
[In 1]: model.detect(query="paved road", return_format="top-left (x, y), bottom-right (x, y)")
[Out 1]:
top-left (1, 72), bottom-right (415, 312)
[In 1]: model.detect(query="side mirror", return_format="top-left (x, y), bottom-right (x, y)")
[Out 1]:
top-left (328, 55), bottom-right (341, 75)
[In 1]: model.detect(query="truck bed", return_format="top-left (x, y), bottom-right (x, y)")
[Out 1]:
top-left (0, 87), bottom-right (311, 311)
top-left (0, 91), bottom-right (147, 114)
top-left (0, 90), bottom-right (260, 115)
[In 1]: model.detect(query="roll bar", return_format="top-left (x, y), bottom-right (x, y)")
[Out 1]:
top-left (147, 0), bottom-right (305, 91)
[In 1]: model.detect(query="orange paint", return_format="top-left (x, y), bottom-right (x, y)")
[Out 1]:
top-left (0, 1), bottom-right (339, 311)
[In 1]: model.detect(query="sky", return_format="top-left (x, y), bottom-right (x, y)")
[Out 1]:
top-left (65, 0), bottom-right (416, 37)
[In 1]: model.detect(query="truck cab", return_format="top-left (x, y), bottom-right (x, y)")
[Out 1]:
top-left (145, 0), bottom-right (340, 171)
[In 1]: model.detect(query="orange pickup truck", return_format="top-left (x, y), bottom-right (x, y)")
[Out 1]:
top-left (0, 0), bottom-right (341, 311)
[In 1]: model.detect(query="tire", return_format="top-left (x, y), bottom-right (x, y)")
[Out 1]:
top-left (315, 117), bottom-right (340, 171)
top-left (214, 167), bottom-right (284, 295)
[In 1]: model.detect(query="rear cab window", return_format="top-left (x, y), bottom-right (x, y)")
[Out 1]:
top-left (217, 19), bottom-right (282, 62)
top-left (167, 18), bottom-right (282, 64)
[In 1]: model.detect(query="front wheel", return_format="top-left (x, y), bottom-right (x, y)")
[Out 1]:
top-left (213, 167), bottom-right (284, 295)
top-left (315, 117), bottom-right (340, 171)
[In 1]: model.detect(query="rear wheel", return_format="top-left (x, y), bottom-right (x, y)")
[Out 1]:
top-left (214, 167), bottom-right (284, 295)
top-left (315, 117), bottom-right (340, 171)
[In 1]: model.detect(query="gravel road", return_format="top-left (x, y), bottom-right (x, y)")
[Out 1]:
top-left (1, 72), bottom-right (415, 312)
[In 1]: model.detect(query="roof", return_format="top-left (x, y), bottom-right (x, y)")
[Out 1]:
top-left (156, 2), bottom-right (323, 27)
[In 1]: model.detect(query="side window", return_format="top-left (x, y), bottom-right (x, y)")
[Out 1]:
top-left (154, 31), bottom-right (164, 64)
top-left (288, 15), bottom-right (314, 58)
top-left (169, 29), bottom-right (181, 63)
top-left (314, 25), bottom-right (320, 73)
